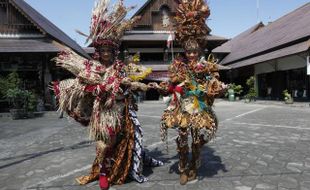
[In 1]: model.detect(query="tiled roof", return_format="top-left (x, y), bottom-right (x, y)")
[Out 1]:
top-left (226, 40), bottom-right (310, 69)
top-left (214, 3), bottom-right (310, 66)
top-left (212, 22), bottom-right (264, 53)
top-left (9, 0), bottom-right (90, 58)
top-left (0, 38), bottom-right (60, 52)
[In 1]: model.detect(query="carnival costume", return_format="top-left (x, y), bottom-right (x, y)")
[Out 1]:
top-left (157, 0), bottom-right (226, 185)
top-left (52, 0), bottom-right (162, 189)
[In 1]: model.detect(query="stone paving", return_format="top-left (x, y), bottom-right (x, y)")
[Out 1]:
top-left (1, 100), bottom-right (310, 190)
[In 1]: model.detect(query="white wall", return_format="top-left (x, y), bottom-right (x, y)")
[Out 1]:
top-left (254, 53), bottom-right (307, 75)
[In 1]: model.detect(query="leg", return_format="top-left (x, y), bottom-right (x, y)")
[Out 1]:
top-left (99, 127), bottom-right (116, 190)
top-left (99, 144), bottom-right (112, 190)
top-left (75, 141), bottom-right (105, 185)
top-left (188, 128), bottom-right (204, 181)
top-left (176, 128), bottom-right (189, 185)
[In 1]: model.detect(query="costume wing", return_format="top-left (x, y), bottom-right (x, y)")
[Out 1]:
top-left (52, 49), bottom-right (107, 126)
top-left (53, 49), bottom-right (106, 84)
top-left (52, 79), bottom-right (94, 126)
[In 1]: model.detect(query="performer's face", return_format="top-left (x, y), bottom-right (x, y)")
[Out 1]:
top-left (186, 50), bottom-right (199, 62)
top-left (99, 47), bottom-right (113, 64)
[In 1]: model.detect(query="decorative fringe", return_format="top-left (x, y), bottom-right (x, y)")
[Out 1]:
top-left (88, 0), bottom-right (139, 45)
top-left (88, 98), bottom-right (123, 143)
top-left (174, 0), bottom-right (210, 46)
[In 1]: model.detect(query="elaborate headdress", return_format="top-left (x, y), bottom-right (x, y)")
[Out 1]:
top-left (174, 0), bottom-right (210, 50)
top-left (77, 0), bottom-right (140, 49)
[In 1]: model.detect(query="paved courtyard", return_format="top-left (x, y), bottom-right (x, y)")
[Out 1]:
top-left (1, 100), bottom-right (310, 190)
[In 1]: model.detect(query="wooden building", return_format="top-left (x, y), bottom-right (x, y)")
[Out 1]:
top-left (0, 0), bottom-right (228, 111)
top-left (0, 0), bottom-right (89, 111)
top-left (120, 0), bottom-right (228, 99)
top-left (213, 3), bottom-right (310, 101)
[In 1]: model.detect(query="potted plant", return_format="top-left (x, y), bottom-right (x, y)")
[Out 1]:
top-left (226, 83), bottom-right (243, 101)
top-left (25, 90), bottom-right (37, 118)
top-left (6, 88), bottom-right (27, 119)
top-left (227, 87), bottom-right (235, 101)
top-left (244, 76), bottom-right (256, 103)
top-left (233, 84), bottom-right (243, 101)
top-left (1, 72), bottom-right (37, 119)
top-left (0, 72), bottom-right (21, 98)
top-left (0, 72), bottom-right (23, 118)
top-left (283, 89), bottom-right (293, 104)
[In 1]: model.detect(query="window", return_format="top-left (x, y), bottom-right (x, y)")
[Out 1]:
top-left (160, 5), bottom-right (170, 28)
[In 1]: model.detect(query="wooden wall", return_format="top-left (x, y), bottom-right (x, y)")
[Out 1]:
top-left (134, 0), bottom-right (177, 30)
top-left (0, 0), bottom-right (39, 34)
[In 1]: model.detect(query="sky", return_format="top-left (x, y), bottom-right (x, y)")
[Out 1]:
top-left (24, 0), bottom-right (310, 46)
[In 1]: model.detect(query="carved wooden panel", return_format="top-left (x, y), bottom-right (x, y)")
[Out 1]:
top-left (134, 0), bottom-right (177, 29)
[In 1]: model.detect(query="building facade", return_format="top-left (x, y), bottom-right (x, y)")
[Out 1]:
top-left (213, 3), bottom-right (310, 101)
top-left (0, 0), bottom-right (228, 112)
top-left (120, 0), bottom-right (228, 99)
top-left (0, 0), bottom-right (89, 111)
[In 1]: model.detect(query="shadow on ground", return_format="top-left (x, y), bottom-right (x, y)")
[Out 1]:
top-left (0, 141), bottom-right (93, 170)
top-left (167, 145), bottom-right (227, 179)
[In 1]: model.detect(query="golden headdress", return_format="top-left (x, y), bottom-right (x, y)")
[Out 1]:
top-left (77, 0), bottom-right (140, 49)
top-left (174, 0), bottom-right (210, 50)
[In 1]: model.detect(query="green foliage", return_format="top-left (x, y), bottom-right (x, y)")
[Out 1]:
top-left (282, 89), bottom-right (292, 100)
top-left (2, 72), bottom-right (37, 111)
top-left (244, 88), bottom-right (256, 99)
top-left (6, 88), bottom-right (37, 111)
top-left (244, 76), bottom-right (256, 100)
top-left (246, 76), bottom-right (255, 87)
top-left (6, 88), bottom-right (26, 109)
top-left (225, 83), bottom-right (243, 98)
top-left (132, 53), bottom-right (140, 63)
top-left (26, 92), bottom-right (37, 111)
top-left (0, 72), bottom-right (21, 98)
top-left (231, 83), bottom-right (243, 95)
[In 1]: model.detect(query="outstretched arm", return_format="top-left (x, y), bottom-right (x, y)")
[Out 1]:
top-left (53, 49), bottom-right (106, 85)
top-left (121, 77), bottom-right (149, 92)
top-left (52, 79), bottom-right (94, 126)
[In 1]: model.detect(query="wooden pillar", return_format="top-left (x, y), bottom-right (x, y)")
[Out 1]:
top-left (43, 54), bottom-right (54, 110)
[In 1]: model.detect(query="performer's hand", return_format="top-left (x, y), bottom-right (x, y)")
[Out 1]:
top-left (147, 82), bottom-right (159, 89)
top-left (121, 77), bottom-right (132, 86)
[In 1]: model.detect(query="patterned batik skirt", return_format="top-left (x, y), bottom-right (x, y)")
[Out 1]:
top-left (128, 108), bottom-right (163, 183)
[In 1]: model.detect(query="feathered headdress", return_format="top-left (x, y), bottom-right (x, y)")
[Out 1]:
top-left (77, 0), bottom-right (140, 49)
top-left (174, 0), bottom-right (210, 49)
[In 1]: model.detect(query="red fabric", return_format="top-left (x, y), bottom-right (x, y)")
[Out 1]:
top-left (107, 127), bottom-right (116, 143)
top-left (98, 84), bottom-right (107, 93)
top-left (168, 85), bottom-right (184, 95)
top-left (84, 84), bottom-right (107, 94)
top-left (83, 60), bottom-right (92, 78)
top-left (96, 65), bottom-right (105, 72)
top-left (168, 85), bottom-right (184, 105)
top-left (107, 76), bottom-right (115, 84)
top-left (84, 85), bottom-right (97, 92)
top-left (99, 174), bottom-right (109, 190)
